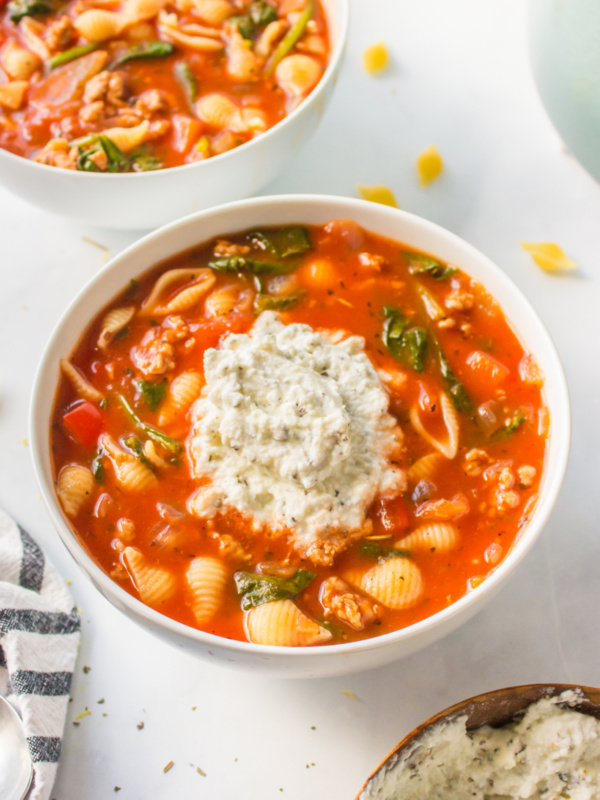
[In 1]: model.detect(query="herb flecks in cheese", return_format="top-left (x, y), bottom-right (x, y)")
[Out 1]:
top-left (364, 691), bottom-right (600, 800)
top-left (187, 313), bottom-right (405, 564)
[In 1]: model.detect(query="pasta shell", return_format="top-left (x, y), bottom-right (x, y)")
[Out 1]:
top-left (57, 464), bottom-right (95, 518)
top-left (410, 391), bottom-right (459, 460)
top-left (19, 17), bottom-right (50, 60)
top-left (100, 434), bottom-right (157, 491)
top-left (395, 523), bottom-right (458, 553)
top-left (186, 556), bottom-right (227, 625)
top-left (415, 494), bottom-right (470, 521)
top-left (123, 546), bottom-right (176, 605)
top-left (157, 277), bottom-right (217, 315)
top-left (360, 558), bottom-right (423, 610)
top-left (274, 54), bottom-right (322, 97)
top-left (97, 306), bottom-right (135, 351)
top-left (0, 81), bottom-right (28, 111)
top-left (242, 107), bottom-right (267, 132)
top-left (74, 9), bottom-right (125, 41)
top-left (158, 370), bottom-right (203, 426)
top-left (159, 22), bottom-right (224, 51)
top-left (226, 30), bottom-right (260, 82)
top-left (407, 453), bottom-right (444, 482)
top-left (101, 120), bottom-right (150, 153)
top-left (140, 267), bottom-right (215, 316)
top-left (142, 440), bottom-right (170, 468)
top-left (195, 93), bottom-right (246, 131)
top-left (1, 41), bottom-right (42, 80)
top-left (244, 599), bottom-right (331, 646)
top-left (189, 0), bottom-right (232, 26)
top-left (178, 21), bottom-right (222, 36)
top-left (60, 359), bottom-right (104, 403)
top-left (120, 0), bottom-right (166, 24)
top-left (296, 34), bottom-right (327, 56)
top-left (204, 286), bottom-right (238, 318)
top-left (255, 19), bottom-right (288, 59)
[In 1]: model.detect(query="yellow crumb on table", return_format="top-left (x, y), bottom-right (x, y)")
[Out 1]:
top-left (416, 145), bottom-right (443, 186)
top-left (357, 184), bottom-right (398, 208)
top-left (520, 241), bottom-right (577, 273)
top-left (363, 41), bottom-right (389, 74)
top-left (342, 690), bottom-right (358, 700)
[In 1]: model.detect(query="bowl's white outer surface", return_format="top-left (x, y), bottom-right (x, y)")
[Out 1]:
top-left (0, 0), bottom-right (347, 230)
top-left (30, 195), bottom-right (571, 678)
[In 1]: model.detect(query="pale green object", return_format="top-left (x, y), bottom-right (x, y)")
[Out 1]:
top-left (529, 0), bottom-right (600, 182)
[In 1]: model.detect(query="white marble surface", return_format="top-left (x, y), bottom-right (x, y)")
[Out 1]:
top-left (2, 0), bottom-right (600, 797)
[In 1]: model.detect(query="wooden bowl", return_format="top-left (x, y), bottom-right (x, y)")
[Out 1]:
top-left (356, 683), bottom-right (600, 799)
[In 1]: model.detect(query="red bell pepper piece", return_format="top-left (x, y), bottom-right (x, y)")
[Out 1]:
top-left (62, 402), bottom-right (104, 448)
top-left (376, 496), bottom-right (409, 533)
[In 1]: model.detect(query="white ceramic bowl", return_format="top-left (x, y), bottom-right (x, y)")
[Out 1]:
top-left (0, 0), bottom-right (347, 231)
top-left (30, 195), bottom-right (570, 678)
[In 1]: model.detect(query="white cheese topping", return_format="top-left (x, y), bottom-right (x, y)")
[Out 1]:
top-left (187, 312), bottom-right (405, 564)
top-left (363, 690), bottom-right (600, 799)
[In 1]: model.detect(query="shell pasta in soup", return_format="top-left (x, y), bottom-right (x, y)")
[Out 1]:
top-left (0, 0), bottom-right (329, 171)
top-left (50, 220), bottom-right (549, 647)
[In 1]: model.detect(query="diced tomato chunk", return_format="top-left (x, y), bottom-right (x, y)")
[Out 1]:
top-left (374, 496), bottom-right (409, 534)
top-left (62, 402), bottom-right (104, 448)
top-left (196, 313), bottom-right (250, 350)
top-left (465, 350), bottom-right (509, 385)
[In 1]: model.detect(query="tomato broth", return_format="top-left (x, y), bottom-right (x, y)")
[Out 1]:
top-left (51, 220), bottom-right (548, 646)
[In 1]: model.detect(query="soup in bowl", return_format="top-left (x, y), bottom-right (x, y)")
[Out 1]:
top-left (30, 195), bottom-right (570, 677)
top-left (0, 0), bottom-right (347, 228)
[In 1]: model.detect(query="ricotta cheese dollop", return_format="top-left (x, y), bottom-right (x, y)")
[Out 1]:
top-left (364, 691), bottom-right (600, 800)
top-left (187, 312), bottom-right (405, 564)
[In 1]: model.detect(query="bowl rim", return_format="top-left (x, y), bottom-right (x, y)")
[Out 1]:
top-left (355, 682), bottom-right (600, 798)
top-left (0, 0), bottom-right (349, 180)
top-left (29, 193), bottom-right (571, 661)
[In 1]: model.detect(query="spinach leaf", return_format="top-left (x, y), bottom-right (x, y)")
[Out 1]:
top-left (254, 291), bottom-right (305, 314)
top-left (118, 394), bottom-right (182, 454)
top-left (265, 0), bottom-right (314, 75)
top-left (77, 134), bottom-right (130, 172)
top-left (383, 306), bottom-right (428, 373)
top-left (77, 144), bottom-right (103, 172)
top-left (249, 226), bottom-right (312, 258)
top-left (415, 284), bottom-right (445, 321)
top-left (229, 14), bottom-right (256, 39)
top-left (8, 0), bottom-right (54, 22)
top-left (91, 451), bottom-right (105, 483)
top-left (134, 378), bottom-right (167, 411)
top-left (174, 60), bottom-right (197, 105)
top-left (434, 343), bottom-right (473, 415)
top-left (99, 135), bottom-right (129, 172)
top-left (250, 1), bottom-right (278, 26)
top-left (234, 569), bottom-right (316, 610)
top-left (406, 252), bottom-right (458, 280)
top-left (130, 146), bottom-right (163, 172)
top-left (114, 41), bottom-right (176, 67)
top-left (208, 255), bottom-right (299, 275)
top-left (122, 435), bottom-right (155, 471)
top-left (48, 43), bottom-right (99, 70)
top-left (491, 408), bottom-right (526, 441)
top-left (360, 542), bottom-right (409, 562)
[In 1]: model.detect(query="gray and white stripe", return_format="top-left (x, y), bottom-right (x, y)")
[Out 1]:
top-left (0, 509), bottom-right (80, 800)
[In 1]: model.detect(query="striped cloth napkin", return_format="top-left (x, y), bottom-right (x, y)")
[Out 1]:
top-left (0, 509), bottom-right (80, 800)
